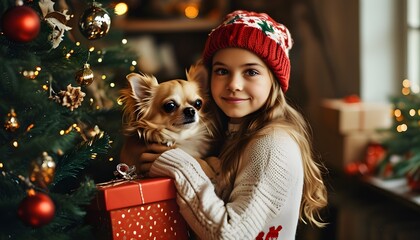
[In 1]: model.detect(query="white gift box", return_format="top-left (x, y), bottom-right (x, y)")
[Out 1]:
top-left (321, 99), bottom-right (392, 134)
top-left (318, 98), bottom-right (392, 170)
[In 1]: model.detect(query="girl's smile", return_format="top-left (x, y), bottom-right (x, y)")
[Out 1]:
top-left (221, 96), bottom-right (249, 104)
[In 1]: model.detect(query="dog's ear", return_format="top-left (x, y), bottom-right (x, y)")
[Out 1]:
top-left (186, 62), bottom-right (208, 91)
top-left (126, 73), bottom-right (158, 102)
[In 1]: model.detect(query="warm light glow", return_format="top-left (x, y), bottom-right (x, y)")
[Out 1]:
top-left (184, 5), bottom-right (199, 19)
top-left (102, 75), bottom-right (106, 80)
top-left (397, 124), bottom-right (408, 132)
top-left (89, 47), bottom-right (95, 52)
top-left (12, 141), bottom-right (18, 147)
top-left (132, 60), bottom-right (137, 66)
top-left (122, 39), bottom-right (128, 44)
top-left (110, 82), bottom-right (115, 88)
top-left (412, 84), bottom-right (420, 93)
top-left (26, 124), bottom-right (34, 131)
top-left (98, 58), bottom-right (103, 62)
top-left (42, 85), bottom-right (48, 90)
top-left (402, 79), bottom-right (411, 88)
top-left (60, 130), bottom-right (65, 135)
top-left (109, 157), bottom-right (114, 162)
top-left (409, 109), bottom-right (416, 116)
top-left (394, 109), bottom-right (402, 117)
top-left (402, 87), bottom-right (410, 95)
top-left (115, 3), bottom-right (128, 15)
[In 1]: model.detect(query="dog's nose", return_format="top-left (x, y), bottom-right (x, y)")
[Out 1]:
top-left (184, 107), bottom-right (196, 117)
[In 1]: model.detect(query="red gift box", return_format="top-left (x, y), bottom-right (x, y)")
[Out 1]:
top-left (88, 177), bottom-right (190, 240)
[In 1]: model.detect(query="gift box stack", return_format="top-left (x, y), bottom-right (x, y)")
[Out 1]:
top-left (87, 177), bottom-right (190, 240)
top-left (318, 97), bottom-right (392, 171)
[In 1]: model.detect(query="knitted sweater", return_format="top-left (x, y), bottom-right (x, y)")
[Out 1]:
top-left (149, 128), bottom-right (304, 240)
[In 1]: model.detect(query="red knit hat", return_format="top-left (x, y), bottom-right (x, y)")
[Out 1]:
top-left (202, 10), bottom-right (293, 92)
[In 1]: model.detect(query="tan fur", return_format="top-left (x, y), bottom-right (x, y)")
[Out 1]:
top-left (120, 64), bottom-right (219, 178)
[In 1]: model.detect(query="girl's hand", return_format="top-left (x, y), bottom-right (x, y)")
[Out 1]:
top-left (138, 143), bottom-right (171, 176)
top-left (119, 136), bottom-right (171, 175)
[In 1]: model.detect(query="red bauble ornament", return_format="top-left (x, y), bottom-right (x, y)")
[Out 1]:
top-left (17, 192), bottom-right (55, 228)
top-left (1, 6), bottom-right (41, 42)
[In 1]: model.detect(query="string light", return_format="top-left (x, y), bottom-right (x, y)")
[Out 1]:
top-left (26, 124), bottom-right (34, 132)
top-left (409, 109), bottom-right (416, 116)
top-left (184, 5), bottom-right (199, 19)
top-left (402, 79), bottom-right (410, 88)
top-left (114, 2), bottom-right (128, 16)
top-left (122, 39), bottom-right (127, 44)
top-left (22, 66), bottom-right (41, 79)
top-left (65, 49), bottom-right (74, 59)
top-left (396, 124), bottom-right (408, 132)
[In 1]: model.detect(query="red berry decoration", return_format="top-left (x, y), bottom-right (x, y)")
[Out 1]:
top-left (1, 6), bottom-right (41, 42)
top-left (17, 191), bottom-right (55, 228)
top-left (343, 94), bottom-right (361, 103)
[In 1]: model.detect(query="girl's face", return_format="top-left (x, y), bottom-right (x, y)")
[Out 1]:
top-left (211, 48), bottom-right (273, 123)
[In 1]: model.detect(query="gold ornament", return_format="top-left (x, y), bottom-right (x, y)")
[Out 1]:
top-left (5, 109), bottom-right (20, 131)
top-left (75, 63), bottom-right (94, 86)
top-left (30, 152), bottom-right (56, 188)
top-left (51, 84), bottom-right (86, 111)
top-left (79, 4), bottom-right (111, 40)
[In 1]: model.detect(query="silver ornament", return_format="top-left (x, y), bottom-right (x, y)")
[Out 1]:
top-left (79, 5), bottom-right (111, 40)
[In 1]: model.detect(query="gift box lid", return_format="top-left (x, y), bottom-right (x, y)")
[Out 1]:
top-left (321, 98), bottom-right (392, 134)
top-left (94, 177), bottom-right (177, 211)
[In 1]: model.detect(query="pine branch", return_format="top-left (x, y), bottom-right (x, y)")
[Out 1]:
top-left (50, 134), bottom-right (111, 189)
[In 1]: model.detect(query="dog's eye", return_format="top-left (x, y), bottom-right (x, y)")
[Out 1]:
top-left (194, 99), bottom-right (203, 110)
top-left (163, 101), bottom-right (178, 113)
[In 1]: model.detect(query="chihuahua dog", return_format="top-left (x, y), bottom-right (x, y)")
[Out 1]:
top-left (120, 64), bottom-right (219, 178)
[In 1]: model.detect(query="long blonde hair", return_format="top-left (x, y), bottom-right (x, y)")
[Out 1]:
top-left (209, 69), bottom-right (328, 227)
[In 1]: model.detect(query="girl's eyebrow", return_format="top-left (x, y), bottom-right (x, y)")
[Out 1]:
top-left (212, 62), bottom-right (264, 68)
top-left (212, 61), bottom-right (226, 66)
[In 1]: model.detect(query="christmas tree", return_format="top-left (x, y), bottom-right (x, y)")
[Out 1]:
top-left (376, 79), bottom-right (420, 186)
top-left (0, 0), bottom-right (137, 238)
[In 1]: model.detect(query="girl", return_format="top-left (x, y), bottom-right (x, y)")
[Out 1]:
top-left (122, 10), bottom-right (327, 240)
